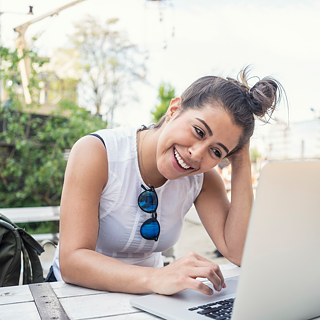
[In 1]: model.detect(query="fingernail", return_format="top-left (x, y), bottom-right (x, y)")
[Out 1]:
top-left (223, 283), bottom-right (226, 288)
top-left (218, 285), bottom-right (222, 291)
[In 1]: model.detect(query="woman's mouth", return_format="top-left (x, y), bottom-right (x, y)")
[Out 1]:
top-left (174, 148), bottom-right (192, 170)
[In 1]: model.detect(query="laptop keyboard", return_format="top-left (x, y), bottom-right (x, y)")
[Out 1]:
top-left (188, 297), bottom-right (235, 319)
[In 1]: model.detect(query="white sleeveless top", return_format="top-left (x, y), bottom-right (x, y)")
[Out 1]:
top-left (52, 127), bottom-right (203, 280)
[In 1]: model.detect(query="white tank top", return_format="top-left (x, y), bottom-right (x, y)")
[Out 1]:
top-left (52, 127), bottom-right (203, 280)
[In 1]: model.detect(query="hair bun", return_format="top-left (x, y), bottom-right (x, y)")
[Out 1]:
top-left (239, 67), bottom-right (282, 122)
top-left (249, 79), bottom-right (278, 118)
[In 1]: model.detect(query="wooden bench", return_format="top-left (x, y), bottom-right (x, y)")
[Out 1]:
top-left (0, 206), bottom-right (60, 223)
top-left (0, 206), bottom-right (60, 243)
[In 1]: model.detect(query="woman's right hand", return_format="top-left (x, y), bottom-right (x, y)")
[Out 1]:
top-left (149, 252), bottom-right (226, 295)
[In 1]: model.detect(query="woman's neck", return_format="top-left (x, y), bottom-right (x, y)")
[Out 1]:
top-left (138, 128), bottom-right (167, 188)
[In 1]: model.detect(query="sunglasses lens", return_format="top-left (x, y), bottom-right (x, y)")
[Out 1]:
top-left (140, 217), bottom-right (160, 241)
top-left (138, 190), bottom-right (158, 213)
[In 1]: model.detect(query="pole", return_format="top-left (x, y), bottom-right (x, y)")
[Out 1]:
top-left (0, 3), bottom-right (35, 105)
top-left (13, 0), bottom-right (87, 105)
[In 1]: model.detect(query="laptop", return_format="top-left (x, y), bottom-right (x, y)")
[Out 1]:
top-left (130, 160), bottom-right (320, 320)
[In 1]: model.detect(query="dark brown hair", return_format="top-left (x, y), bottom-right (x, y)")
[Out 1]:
top-left (155, 66), bottom-right (284, 156)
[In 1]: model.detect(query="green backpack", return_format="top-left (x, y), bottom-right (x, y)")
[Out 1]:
top-left (0, 213), bottom-right (44, 287)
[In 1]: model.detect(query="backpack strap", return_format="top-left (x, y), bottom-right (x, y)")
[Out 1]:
top-left (0, 213), bottom-right (44, 285)
top-left (19, 228), bottom-right (44, 284)
top-left (20, 239), bottom-right (33, 284)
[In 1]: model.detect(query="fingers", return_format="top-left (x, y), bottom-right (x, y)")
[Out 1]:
top-left (151, 252), bottom-right (227, 295)
top-left (186, 278), bottom-right (214, 296)
top-left (189, 265), bottom-right (224, 292)
top-left (185, 252), bottom-right (226, 291)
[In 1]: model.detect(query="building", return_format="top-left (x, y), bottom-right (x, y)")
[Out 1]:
top-left (266, 119), bottom-right (320, 160)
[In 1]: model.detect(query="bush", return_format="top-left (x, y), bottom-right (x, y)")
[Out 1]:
top-left (0, 100), bottom-right (107, 208)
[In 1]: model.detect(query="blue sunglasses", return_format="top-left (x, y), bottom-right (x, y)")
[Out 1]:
top-left (138, 184), bottom-right (160, 241)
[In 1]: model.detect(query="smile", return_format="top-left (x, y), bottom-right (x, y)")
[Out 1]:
top-left (174, 148), bottom-right (192, 170)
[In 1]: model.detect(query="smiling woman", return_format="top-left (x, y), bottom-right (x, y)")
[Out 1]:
top-left (46, 67), bottom-right (283, 296)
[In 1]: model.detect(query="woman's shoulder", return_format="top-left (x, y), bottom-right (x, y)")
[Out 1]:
top-left (200, 168), bottom-right (226, 194)
top-left (66, 135), bottom-right (109, 188)
top-left (92, 127), bottom-right (138, 162)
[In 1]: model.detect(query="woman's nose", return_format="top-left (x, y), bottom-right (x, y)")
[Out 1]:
top-left (188, 143), bottom-right (206, 162)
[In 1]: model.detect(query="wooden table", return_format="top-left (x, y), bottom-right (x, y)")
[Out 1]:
top-left (0, 264), bottom-right (240, 320)
top-left (3, 264), bottom-right (318, 320)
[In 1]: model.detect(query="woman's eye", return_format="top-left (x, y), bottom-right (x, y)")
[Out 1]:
top-left (194, 127), bottom-right (204, 138)
top-left (213, 149), bottom-right (221, 158)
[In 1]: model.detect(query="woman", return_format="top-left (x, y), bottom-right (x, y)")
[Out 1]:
top-left (49, 67), bottom-right (282, 296)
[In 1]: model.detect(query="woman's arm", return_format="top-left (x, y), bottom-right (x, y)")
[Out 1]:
top-left (59, 135), bottom-right (155, 293)
top-left (59, 135), bottom-right (226, 295)
top-left (194, 142), bottom-right (253, 266)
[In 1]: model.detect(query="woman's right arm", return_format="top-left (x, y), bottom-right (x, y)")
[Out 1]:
top-left (59, 135), bottom-right (225, 294)
top-left (59, 135), bottom-right (154, 293)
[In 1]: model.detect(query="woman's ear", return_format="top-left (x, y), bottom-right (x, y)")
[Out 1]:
top-left (166, 97), bottom-right (181, 120)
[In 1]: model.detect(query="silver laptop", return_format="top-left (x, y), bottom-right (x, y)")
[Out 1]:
top-left (130, 160), bottom-right (320, 320)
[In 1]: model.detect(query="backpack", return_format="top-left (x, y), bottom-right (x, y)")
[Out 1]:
top-left (0, 213), bottom-right (44, 287)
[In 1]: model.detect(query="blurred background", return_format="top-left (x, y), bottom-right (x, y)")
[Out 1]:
top-left (0, 0), bottom-right (319, 270)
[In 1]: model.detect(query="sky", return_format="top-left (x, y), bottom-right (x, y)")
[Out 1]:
top-left (1, 0), bottom-right (320, 141)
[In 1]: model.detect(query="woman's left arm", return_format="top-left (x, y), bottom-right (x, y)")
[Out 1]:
top-left (194, 142), bottom-right (253, 266)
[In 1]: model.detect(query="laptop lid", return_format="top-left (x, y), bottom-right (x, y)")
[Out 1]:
top-left (130, 160), bottom-right (320, 320)
top-left (232, 160), bottom-right (320, 320)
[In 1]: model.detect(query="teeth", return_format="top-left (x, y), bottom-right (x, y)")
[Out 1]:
top-left (174, 149), bottom-right (190, 169)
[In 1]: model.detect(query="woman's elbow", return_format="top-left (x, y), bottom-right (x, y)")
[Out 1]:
top-left (224, 248), bottom-right (243, 267)
top-left (59, 251), bottom-right (77, 283)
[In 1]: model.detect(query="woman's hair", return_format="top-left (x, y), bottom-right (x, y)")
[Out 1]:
top-left (155, 66), bottom-right (284, 156)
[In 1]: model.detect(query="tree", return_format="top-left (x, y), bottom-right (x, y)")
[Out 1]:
top-left (40, 48), bottom-right (82, 105)
top-left (0, 47), bottom-right (107, 208)
top-left (70, 15), bottom-right (144, 126)
top-left (0, 47), bottom-right (48, 109)
top-left (151, 82), bottom-right (175, 123)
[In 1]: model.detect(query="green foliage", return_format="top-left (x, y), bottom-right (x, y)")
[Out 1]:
top-left (151, 83), bottom-right (175, 123)
top-left (0, 46), bottom-right (48, 105)
top-left (0, 47), bottom-right (107, 208)
top-left (0, 101), bottom-right (107, 208)
top-left (0, 47), bottom-right (21, 96)
top-left (15, 221), bottom-right (59, 235)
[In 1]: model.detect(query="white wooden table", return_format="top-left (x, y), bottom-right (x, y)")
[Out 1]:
top-left (0, 264), bottom-right (240, 320)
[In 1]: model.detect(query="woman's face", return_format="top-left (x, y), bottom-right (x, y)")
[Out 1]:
top-left (156, 98), bottom-right (243, 180)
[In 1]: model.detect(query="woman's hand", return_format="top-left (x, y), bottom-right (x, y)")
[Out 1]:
top-left (150, 252), bottom-right (226, 295)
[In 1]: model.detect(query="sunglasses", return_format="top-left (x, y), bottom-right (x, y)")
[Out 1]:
top-left (138, 184), bottom-right (160, 241)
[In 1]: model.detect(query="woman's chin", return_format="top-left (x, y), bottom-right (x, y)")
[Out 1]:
top-left (158, 166), bottom-right (189, 181)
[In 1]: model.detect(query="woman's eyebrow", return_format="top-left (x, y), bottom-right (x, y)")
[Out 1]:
top-left (195, 118), bottom-right (213, 136)
top-left (217, 143), bottom-right (229, 154)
